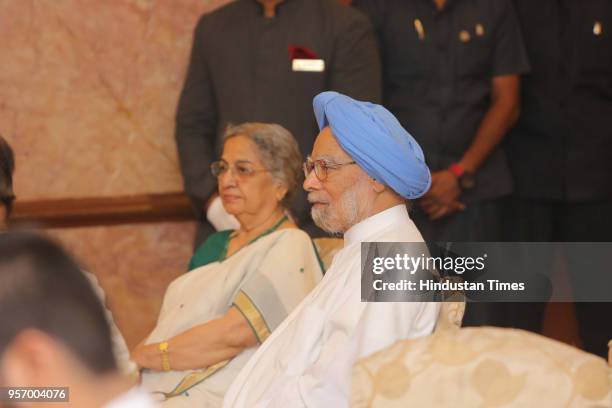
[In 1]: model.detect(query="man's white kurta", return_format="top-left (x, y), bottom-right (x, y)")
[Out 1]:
top-left (224, 205), bottom-right (441, 408)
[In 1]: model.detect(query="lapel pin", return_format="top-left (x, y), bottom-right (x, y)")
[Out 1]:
top-left (593, 21), bottom-right (602, 36)
top-left (475, 23), bottom-right (485, 37)
top-left (414, 19), bottom-right (425, 40)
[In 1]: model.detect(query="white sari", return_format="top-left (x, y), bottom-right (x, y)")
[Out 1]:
top-left (141, 229), bottom-right (323, 407)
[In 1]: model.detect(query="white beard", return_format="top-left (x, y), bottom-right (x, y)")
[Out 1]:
top-left (311, 181), bottom-right (373, 235)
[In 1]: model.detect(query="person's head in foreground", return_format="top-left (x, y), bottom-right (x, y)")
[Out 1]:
top-left (211, 122), bottom-right (303, 231)
top-left (304, 91), bottom-right (431, 234)
top-left (0, 233), bottom-right (141, 408)
top-left (0, 136), bottom-right (15, 229)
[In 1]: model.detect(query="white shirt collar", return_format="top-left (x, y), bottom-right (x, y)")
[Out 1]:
top-left (343, 204), bottom-right (410, 247)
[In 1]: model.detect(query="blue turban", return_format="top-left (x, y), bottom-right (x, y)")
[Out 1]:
top-left (313, 91), bottom-right (431, 199)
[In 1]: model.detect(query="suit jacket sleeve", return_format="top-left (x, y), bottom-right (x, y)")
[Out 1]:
top-left (175, 15), bottom-right (218, 220)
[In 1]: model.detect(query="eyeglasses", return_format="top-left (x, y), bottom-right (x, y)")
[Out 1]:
top-left (210, 159), bottom-right (268, 179)
top-left (303, 157), bottom-right (356, 181)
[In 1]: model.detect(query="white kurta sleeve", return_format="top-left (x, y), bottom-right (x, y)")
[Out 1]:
top-left (251, 301), bottom-right (440, 408)
top-left (302, 301), bottom-right (440, 407)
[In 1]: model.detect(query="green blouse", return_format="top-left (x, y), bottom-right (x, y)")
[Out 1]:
top-left (187, 224), bottom-right (325, 273)
top-left (188, 230), bottom-right (233, 271)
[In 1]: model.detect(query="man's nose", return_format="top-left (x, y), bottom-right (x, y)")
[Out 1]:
top-left (303, 169), bottom-right (321, 192)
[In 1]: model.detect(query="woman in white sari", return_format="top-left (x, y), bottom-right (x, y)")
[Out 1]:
top-left (131, 123), bottom-right (324, 407)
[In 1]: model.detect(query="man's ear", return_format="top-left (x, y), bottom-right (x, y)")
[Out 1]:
top-left (372, 179), bottom-right (386, 194)
top-left (1, 329), bottom-right (59, 387)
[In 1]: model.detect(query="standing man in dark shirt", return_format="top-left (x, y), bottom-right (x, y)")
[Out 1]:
top-left (354, 0), bottom-right (529, 328)
top-left (507, 0), bottom-right (612, 358)
top-left (176, 0), bottom-right (381, 247)
top-left (353, 0), bottom-right (529, 242)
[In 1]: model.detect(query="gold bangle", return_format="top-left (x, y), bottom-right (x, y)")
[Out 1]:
top-left (159, 341), bottom-right (171, 372)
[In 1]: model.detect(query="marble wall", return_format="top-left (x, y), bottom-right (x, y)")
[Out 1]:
top-left (0, 0), bottom-right (230, 199)
top-left (0, 0), bottom-right (231, 348)
top-left (49, 221), bottom-right (196, 348)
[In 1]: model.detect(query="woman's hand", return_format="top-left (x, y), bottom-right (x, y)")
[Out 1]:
top-left (130, 341), bottom-right (160, 371)
top-left (130, 307), bottom-right (257, 372)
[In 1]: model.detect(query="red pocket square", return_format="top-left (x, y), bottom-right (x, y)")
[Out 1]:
top-left (289, 45), bottom-right (318, 60)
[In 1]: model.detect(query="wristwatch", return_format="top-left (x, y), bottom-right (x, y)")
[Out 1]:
top-left (449, 163), bottom-right (475, 190)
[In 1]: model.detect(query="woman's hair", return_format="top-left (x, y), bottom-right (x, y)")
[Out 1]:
top-left (223, 123), bottom-right (304, 209)
top-left (0, 135), bottom-right (15, 217)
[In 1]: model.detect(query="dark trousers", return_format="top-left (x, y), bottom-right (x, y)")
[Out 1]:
top-left (502, 198), bottom-right (612, 358)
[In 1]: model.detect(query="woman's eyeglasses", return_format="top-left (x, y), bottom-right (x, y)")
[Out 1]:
top-left (210, 159), bottom-right (268, 179)
top-left (303, 157), bottom-right (356, 181)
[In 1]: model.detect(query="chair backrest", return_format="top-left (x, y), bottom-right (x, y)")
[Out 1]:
top-left (434, 275), bottom-right (466, 332)
top-left (351, 327), bottom-right (612, 408)
top-left (435, 300), bottom-right (465, 332)
top-left (312, 237), bottom-right (343, 271)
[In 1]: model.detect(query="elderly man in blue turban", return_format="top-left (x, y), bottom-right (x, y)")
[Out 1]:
top-left (224, 92), bottom-right (440, 408)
